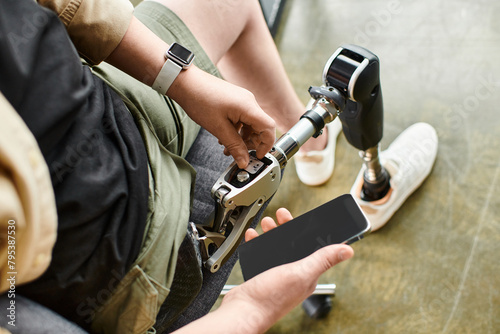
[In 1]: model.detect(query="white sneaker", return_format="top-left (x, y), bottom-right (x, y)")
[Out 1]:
top-left (350, 122), bottom-right (438, 231)
top-left (294, 117), bottom-right (343, 186)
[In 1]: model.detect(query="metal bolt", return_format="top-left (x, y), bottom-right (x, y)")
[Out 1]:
top-left (237, 170), bottom-right (250, 183)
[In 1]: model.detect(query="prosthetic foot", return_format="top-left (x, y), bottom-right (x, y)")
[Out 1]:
top-left (350, 123), bottom-right (438, 230)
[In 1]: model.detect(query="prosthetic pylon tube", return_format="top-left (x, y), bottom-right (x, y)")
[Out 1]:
top-left (322, 44), bottom-right (390, 200)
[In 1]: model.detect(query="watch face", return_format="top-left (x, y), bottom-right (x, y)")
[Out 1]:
top-left (168, 43), bottom-right (194, 67)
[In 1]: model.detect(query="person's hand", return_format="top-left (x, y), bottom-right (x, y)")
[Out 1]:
top-left (173, 208), bottom-right (353, 334)
top-left (103, 17), bottom-right (275, 168)
top-left (168, 66), bottom-right (276, 168)
top-left (225, 208), bottom-right (354, 333)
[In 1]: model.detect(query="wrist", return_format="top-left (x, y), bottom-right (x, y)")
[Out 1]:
top-left (166, 64), bottom-right (202, 100)
top-left (172, 294), bottom-right (271, 334)
top-left (152, 42), bottom-right (195, 95)
top-left (218, 290), bottom-right (275, 333)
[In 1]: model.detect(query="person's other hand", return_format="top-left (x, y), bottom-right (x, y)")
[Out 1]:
top-left (172, 208), bottom-right (353, 334)
top-left (168, 66), bottom-right (276, 168)
top-left (225, 208), bottom-right (354, 333)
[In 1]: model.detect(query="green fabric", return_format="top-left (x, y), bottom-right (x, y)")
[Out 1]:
top-left (87, 2), bottom-right (222, 333)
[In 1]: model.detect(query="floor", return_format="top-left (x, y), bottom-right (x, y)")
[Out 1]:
top-left (219, 0), bottom-right (500, 333)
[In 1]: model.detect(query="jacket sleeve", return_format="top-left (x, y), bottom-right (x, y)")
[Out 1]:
top-left (0, 93), bottom-right (57, 293)
top-left (38, 0), bottom-right (134, 65)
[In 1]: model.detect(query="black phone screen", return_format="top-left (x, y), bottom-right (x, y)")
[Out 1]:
top-left (238, 194), bottom-right (370, 281)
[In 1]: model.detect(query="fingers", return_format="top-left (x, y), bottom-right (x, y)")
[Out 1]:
top-left (245, 208), bottom-right (293, 242)
top-left (249, 122), bottom-right (276, 160)
top-left (220, 132), bottom-right (251, 168)
top-left (245, 228), bottom-right (259, 242)
top-left (222, 124), bottom-right (271, 166)
top-left (261, 216), bottom-right (278, 233)
top-left (261, 208), bottom-right (292, 233)
top-left (240, 125), bottom-right (259, 148)
top-left (275, 208), bottom-right (293, 226)
top-left (260, 208), bottom-right (293, 232)
top-left (233, 102), bottom-right (276, 160)
top-left (219, 116), bottom-right (275, 169)
top-left (171, 69), bottom-right (276, 169)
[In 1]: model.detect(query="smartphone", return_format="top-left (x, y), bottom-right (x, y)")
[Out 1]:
top-left (238, 194), bottom-right (371, 281)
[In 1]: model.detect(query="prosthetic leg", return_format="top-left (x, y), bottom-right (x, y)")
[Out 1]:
top-left (301, 44), bottom-right (391, 318)
top-left (203, 45), bottom-right (391, 316)
top-left (322, 44), bottom-right (390, 201)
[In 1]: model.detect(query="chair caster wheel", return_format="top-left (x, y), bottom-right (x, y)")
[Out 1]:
top-left (302, 294), bottom-right (332, 319)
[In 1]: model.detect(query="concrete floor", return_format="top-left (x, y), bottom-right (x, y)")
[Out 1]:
top-left (220, 0), bottom-right (500, 333)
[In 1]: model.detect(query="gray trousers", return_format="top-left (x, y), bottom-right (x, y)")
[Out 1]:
top-left (161, 128), bottom-right (246, 333)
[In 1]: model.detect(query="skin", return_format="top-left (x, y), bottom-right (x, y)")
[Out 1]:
top-left (173, 208), bottom-right (354, 334)
top-left (105, 16), bottom-right (276, 168)
top-left (152, 0), bottom-right (329, 154)
top-left (106, 0), bottom-right (329, 168)
top-left (104, 1), bottom-right (347, 331)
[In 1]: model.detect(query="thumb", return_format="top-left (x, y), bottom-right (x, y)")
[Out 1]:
top-left (222, 138), bottom-right (250, 169)
top-left (299, 244), bottom-right (354, 279)
top-left (217, 122), bottom-right (250, 168)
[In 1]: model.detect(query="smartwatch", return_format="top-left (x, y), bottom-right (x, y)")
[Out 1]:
top-left (152, 42), bottom-right (195, 95)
